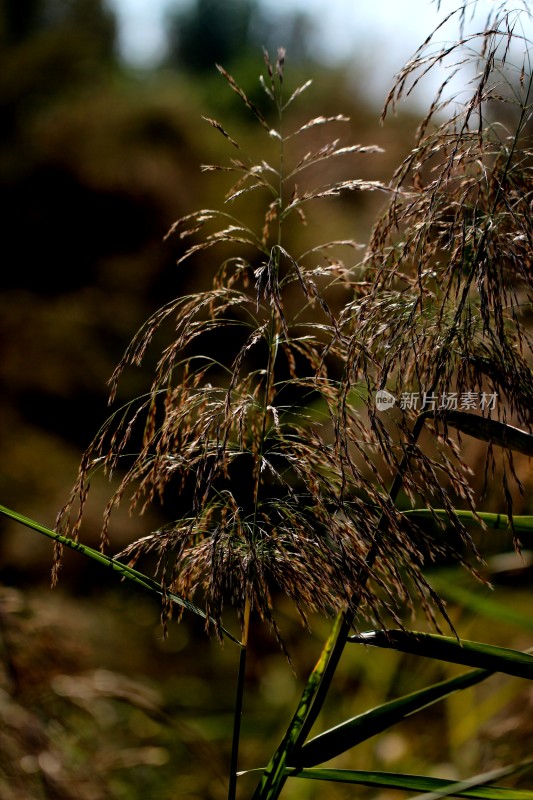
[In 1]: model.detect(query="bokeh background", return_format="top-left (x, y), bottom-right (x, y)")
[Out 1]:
top-left (1, 2), bottom-right (532, 799)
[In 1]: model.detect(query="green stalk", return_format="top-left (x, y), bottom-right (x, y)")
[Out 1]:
top-left (228, 598), bottom-right (251, 800)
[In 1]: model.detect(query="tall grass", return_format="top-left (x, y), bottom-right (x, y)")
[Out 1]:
top-left (2, 2), bottom-right (533, 798)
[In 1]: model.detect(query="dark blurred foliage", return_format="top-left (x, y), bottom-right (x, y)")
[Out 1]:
top-left (0, 0), bottom-right (116, 52)
top-left (2, 579), bottom-right (532, 800)
top-left (164, 0), bottom-right (314, 72)
top-left (166, 0), bottom-right (256, 71)
top-left (0, 0), bottom-right (209, 552)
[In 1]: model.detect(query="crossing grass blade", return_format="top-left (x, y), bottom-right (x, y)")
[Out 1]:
top-left (439, 413), bottom-right (533, 457)
top-left (283, 766), bottom-right (533, 798)
top-left (0, 504), bottom-right (241, 646)
top-left (294, 667), bottom-right (492, 768)
top-left (407, 761), bottom-right (533, 800)
top-left (402, 508), bottom-right (533, 536)
top-left (348, 631), bottom-right (533, 680)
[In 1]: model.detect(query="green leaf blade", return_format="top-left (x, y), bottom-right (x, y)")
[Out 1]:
top-left (295, 667), bottom-right (492, 767)
top-left (284, 768), bottom-right (533, 799)
top-left (0, 504), bottom-right (241, 645)
top-left (349, 630), bottom-right (533, 680)
top-left (403, 508), bottom-right (533, 535)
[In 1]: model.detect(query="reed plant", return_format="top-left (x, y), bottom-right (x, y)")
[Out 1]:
top-left (2, 1), bottom-right (533, 798)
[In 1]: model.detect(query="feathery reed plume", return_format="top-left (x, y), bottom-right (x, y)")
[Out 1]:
top-left (54, 48), bottom-right (450, 645)
top-left (55, 12), bottom-right (532, 649)
top-left (345, 0), bottom-right (533, 536)
top-left (53, 50), bottom-right (382, 640)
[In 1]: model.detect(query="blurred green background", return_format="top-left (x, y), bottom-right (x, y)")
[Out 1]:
top-left (1, 2), bottom-right (531, 798)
